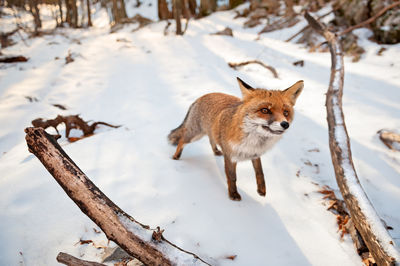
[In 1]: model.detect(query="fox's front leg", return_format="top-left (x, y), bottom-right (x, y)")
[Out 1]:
top-left (252, 158), bottom-right (266, 196)
top-left (224, 156), bottom-right (241, 201)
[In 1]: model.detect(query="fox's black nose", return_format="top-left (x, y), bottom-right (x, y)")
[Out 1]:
top-left (281, 121), bottom-right (289, 130)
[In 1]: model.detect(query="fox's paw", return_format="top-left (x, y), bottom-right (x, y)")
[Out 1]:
top-left (257, 188), bottom-right (266, 197)
top-left (229, 191), bottom-right (242, 201)
top-left (172, 154), bottom-right (181, 160)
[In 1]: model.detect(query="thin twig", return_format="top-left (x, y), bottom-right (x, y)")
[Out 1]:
top-left (228, 60), bottom-right (279, 78)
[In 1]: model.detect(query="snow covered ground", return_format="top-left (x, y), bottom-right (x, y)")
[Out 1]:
top-left (1, 2), bottom-right (400, 265)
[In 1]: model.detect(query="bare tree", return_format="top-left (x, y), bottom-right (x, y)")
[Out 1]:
top-left (111, 0), bottom-right (127, 24)
top-left (28, 0), bottom-right (42, 33)
top-left (58, 0), bottom-right (64, 26)
top-left (199, 0), bottom-right (210, 16)
top-left (173, 0), bottom-right (182, 35)
top-left (86, 0), bottom-right (92, 26)
top-left (158, 0), bottom-right (170, 19)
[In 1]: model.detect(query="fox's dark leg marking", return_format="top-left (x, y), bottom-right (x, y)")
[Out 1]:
top-left (209, 138), bottom-right (223, 156)
top-left (224, 156), bottom-right (241, 201)
top-left (252, 158), bottom-right (266, 196)
top-left (173, 128), bottom-right (186, 160)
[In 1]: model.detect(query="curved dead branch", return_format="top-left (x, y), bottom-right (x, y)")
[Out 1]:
top-left (228, 60), bottom-right (279, 78)
top-left (32, 115), bottom-right (120, 142)
top-left (305, 12), bottom-right (400, 266)
top-left (25, 127), bottom-right (210, 266)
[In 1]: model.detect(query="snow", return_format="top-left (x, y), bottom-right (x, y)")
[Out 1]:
top-left (1, 2), bottom-right (400, 265)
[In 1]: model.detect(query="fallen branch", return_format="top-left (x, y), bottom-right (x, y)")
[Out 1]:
top-left (25, 127), bottom-right (210, 265)
top-left (31, 115), bottom-right (120, 141)
top-left (228, 60), bottom-right (279, 78)
top-left (56, 252), bottom-right (106, 266)
top-left (0, 55), bottom-right (28, 63)
top-left (305, 11), bottom-right (400, 266)
top-left (211, 27), bottom-right (233, 37)
top-left (339, 1), bottom-right (400, 36)
top-left (378, 130), bottom-right (400, 151)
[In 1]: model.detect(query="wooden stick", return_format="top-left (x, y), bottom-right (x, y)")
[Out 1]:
top-left (56, 252), bottom-right (106, 266)
top-left (339, 1), bottom-right (400, 36)
top-left (285, 9), bottom-right (335, 42)
top-left (25, 127), bottom-right (210, 266)
top-left (305, 11), bottom-right (400, 266)
top-left (228, 60), bottom-right (279, 78)
top-left (378, 130), bottom-right (400, 151)
top-left (285, 25), bottom-right (308, 42)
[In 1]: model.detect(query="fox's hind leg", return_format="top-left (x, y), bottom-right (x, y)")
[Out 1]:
top-left (172, 128), bottom-right (186, 160)
top-left (209, 138), bottom-right (223, 156)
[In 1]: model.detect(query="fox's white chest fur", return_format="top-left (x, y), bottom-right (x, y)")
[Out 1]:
top-left (229, 117), bottom-right (283, 162)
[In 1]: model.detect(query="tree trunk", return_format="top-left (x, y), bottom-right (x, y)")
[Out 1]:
top-left (86, 0), bottom-right (92, 26)
top-left (58, 0), bottom-right (64, 25)
top-left (29, 0), bottom-right (42, 33)
top-left (188, 0), bottom-right (196, 17)
top-left (66, 0), bottom-right (71, 25)
top-left (305, 12), bottom-right (400, 266)
top-left (119, 0), bottom-right (127, 19)
top-left (158, 0), bottom-right (170, 20)
top-left (199, 0), bottom-right (210, 16)
top-left (210, 0), bottom-right (216, 12)
top-left (173, 0), bottom-right (182, 35)
top-left (71, 0), bottom-right (78, 27)
top-left (86, 0), bottom-right (93, 27)
top-left (229, 0), bottom-right (243, 10)
top-left (24, 127), bottom-right (210, 266)
top-left (111, 0), bottom-right (127, 24)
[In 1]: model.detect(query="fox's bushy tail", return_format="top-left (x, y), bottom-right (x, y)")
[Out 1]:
top-left (168, 125), bottom-right (184, 146)
top-left (168, 103), bottom-right (194, 146)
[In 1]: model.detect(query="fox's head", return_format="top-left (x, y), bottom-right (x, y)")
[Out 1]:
top-left (237, 77), bottom-right (303, 137)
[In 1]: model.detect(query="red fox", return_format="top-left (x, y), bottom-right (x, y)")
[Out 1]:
top-left (168, 78), bottom-right (303, 201)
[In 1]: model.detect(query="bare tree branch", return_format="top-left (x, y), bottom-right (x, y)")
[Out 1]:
top-left (339, 1), bottom-right (400, 36)
top-left (305, 11), bottom-right (400, 266)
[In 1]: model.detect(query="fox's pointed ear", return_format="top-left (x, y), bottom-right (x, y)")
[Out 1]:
top-left (237, 77), bottom-right (254, 98)
top-left (283, 80), bottom-right (304, 105)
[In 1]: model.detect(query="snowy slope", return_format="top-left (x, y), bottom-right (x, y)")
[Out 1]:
top-left (1, 4), bottom-right (400, 265)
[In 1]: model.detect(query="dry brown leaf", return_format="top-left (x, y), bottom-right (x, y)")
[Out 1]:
top-left (225, 255), bottom-right (237, 260)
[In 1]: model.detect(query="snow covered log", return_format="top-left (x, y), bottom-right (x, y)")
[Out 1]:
top-left (25, 127), bottom-right (209, 266)
top-left (304, 12), bottom-right (400, 266)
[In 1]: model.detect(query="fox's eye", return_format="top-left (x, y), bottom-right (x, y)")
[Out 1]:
top-left (283, 110), bottom-right (289, 117)
top-left (261, 108), bottom-right (272, 114)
